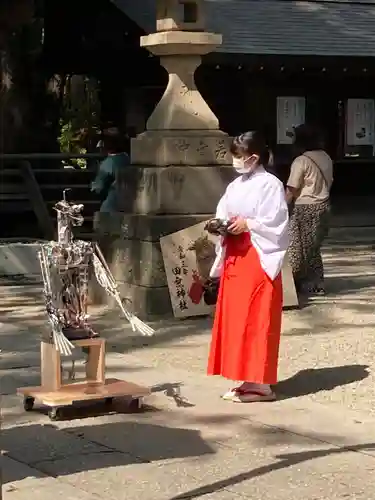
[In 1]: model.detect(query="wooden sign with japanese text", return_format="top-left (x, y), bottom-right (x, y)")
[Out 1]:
top-left (160, 221), bottom-right (216, 318)
top-left (160, 221), bottom-right (298, 319)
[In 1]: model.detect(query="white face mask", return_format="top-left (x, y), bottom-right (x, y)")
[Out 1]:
top-left (232, 156), bottom-right (257, 174)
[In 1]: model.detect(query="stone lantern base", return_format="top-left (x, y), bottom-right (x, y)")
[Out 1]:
top-left (93, 11), bottom-right (234, 318)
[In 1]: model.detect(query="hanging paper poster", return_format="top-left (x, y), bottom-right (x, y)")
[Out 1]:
top-left (277, 96), bottom-right (306, 144)
top-left (346, 98), bottom-right (375, 146)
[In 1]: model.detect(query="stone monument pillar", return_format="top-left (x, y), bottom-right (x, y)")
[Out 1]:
top-left (94, 0), bottom-right (233, 317)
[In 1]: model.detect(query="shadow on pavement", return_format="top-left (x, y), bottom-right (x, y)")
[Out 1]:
top-left (169, 442), bottom-right (375, 499)
top-left (152, 382), bottom-right (196, 408)
top-left (2, 420), bottom-right (215, 485)
top-left (0, 282), bottom-right (213, 361)
top-left (325, 274), bottom-right (375, 297)
top-left (102, 315), bottom-right (212, 354)
top-left (275, 364), bottom-right (369, 400)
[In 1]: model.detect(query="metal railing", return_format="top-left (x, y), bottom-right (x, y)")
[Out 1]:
top-left (0, 153), bottom-right (105, 161)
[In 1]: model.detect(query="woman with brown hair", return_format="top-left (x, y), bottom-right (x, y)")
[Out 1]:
top-left (207, 131), bottom-right (289, 403)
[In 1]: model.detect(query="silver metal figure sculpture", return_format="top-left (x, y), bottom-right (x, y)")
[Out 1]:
top-left (39, 189), bottom-right (154, 357)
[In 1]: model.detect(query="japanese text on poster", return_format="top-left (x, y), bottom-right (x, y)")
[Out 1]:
top-left (346, 98), bottom-right (375, 147)
top-left (276, 96), bottom-right (306, 145)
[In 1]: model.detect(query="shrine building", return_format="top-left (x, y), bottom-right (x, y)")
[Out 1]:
top-left (112, 0), bottom-right (375, 203)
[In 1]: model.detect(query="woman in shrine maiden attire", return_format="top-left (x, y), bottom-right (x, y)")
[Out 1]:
top-left (207, 132), bottom-right (289, 403)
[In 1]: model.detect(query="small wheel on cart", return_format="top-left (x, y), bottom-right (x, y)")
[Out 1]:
top-left (48, 407), bottom-right (62, 421)
top-left (23, 396), bottom-right (35, 412)
top-left (129, 398), bottom-right (143, 411)
top-left (105, 397), bottom-right (114, 406)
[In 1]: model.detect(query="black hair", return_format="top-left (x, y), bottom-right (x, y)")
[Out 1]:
top-left (293, 124), bottom-right (323, 153)
top-left (230, 131), bottom-right (272, 167)
top-left (102, 132), bottom-right (126, 154)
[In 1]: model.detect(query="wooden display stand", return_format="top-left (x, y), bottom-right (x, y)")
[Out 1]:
top-left (17, 338), bottom-right (150, 420)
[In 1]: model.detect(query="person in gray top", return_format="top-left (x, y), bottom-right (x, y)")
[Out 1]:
top-left (286, 124), bottom-right (333, 296)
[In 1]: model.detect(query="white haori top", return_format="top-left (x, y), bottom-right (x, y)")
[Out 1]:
top-left (210, 167), bottom-right (289, 281)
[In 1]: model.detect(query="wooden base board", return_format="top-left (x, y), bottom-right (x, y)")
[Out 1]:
top-left (282, 257), bottom-right (299, 308)
top-left (17, 378), bottom-right (151, 407)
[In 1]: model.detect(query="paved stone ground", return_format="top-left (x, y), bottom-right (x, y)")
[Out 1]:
top-left (1, 226), bottom-right (375, 499)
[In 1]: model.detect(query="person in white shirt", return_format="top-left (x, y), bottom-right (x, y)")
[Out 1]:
top-left (286, 124), bottom-right (333, 296)
top-left (207, 131), bottom-right (289, 403)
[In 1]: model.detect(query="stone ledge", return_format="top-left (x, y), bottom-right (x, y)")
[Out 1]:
top-left (90, 281), bottom-right (173, 319)
top-left (114, 165), bottom-right (234, 214)
top-left (141, 31), bottom-right (222, 56)
top-left (94, 213), bottom-right (211, 241)
top-left (95, 237), bottom-right (167, 288)
top-left (0, 243), bottom-right (42, 278)
top-left (131, 134), bottom-right (232, 166)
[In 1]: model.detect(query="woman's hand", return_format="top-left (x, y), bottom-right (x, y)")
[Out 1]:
top-left (285, 186), bottom-right (299, 204)
top-left (228, 217), bottom-right (248, 235)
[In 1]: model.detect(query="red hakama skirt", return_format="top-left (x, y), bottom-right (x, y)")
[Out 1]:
top-left (207, 232), bottom-right (283, 384)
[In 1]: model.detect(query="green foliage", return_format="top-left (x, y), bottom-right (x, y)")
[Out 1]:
top-left (58, 75), bottom-right (101, 168)
top-left (57, 120), bottom-right (87, 168)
